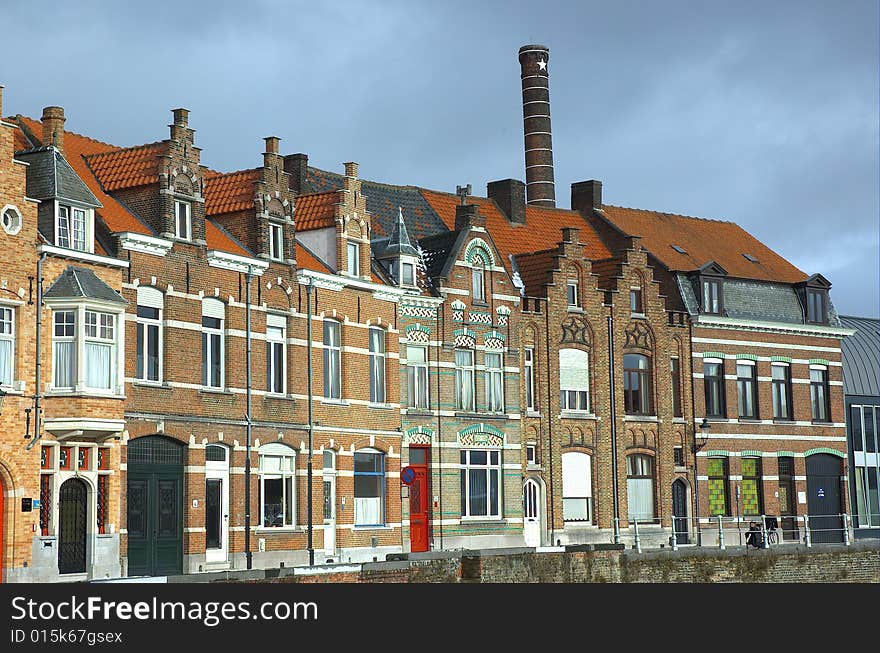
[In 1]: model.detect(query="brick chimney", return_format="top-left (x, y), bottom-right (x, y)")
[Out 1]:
top-left (170, 108), bottom-right (191, 142)
top-left (487, 179), bottom-right (526, 224)
top-left (263, 136), bottom-right (281, 168)
top-left (519, 44), bottom-right (555, 207)
top-left (284, 153), bottom-right (309, 195)
top-left (41, 106), bottom-right (65, 154)
top-left (455, 203), bottom-right (486, 231)
top-left (344, 161), bottom-right (359, 178)
top-left (571, 180), bottom-right (602, 213)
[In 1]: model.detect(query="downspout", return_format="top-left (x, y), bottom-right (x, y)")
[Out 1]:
top-left (435, 299), bottom-right (443, 550)
top-left (305, 281), bottom-right (315, 566)
top-left (244, 267), bottom-right (253, 569)
top-left (608, 314), bottom-right (621, 544)
top-left (688, 316), bottom-right (701, 545)
top-left (26, 252), bottom-right (47, 450)
top-left (543, 298), bottom-right (555, 544)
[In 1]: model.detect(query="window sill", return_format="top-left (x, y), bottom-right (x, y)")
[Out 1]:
top-left (674, 465), bottom-right (689, 473)
top-left (563, 521), bottom-right (597, 529)
top-left (566, 306), bottom-right (584, 313)
top-left (630, 312), bottom-right (647, 319)
top-left (560, 411), bottom-right (598, 420)
top-left (471, 300), bottom-right (489, 308)
top-left (256, 526), bottom-right (302, 533)
top-left (320, 399), bottom-right (350, 407)
top-left (737, 417), bottom-right (760, 423)
top-left (367, 403), bottom-right (395, 410)
top-left (353, 525), bottom-right (394, 531)
top-left (672, 417), bottom-right (687, 424)
top-left (199, 387), bottom-right (234, 396)
top-left (772, 419), bottom-right (795, 425)
top-left (454, 412), bottom-right (508, 420)
top-left (811, 420), bottom-right (833, 426)
top-left (405, 408), bottom-right (433, 416)
top-left (459, 517), bottom-right (505, 525)
top-left (263, 393), bottom-right (293, 401)
top-left (525, 410), bottom-right (541, 418)
top-left (131, 381), bottom-right (172, 390)
top-left (45, 390), bottom-right (126, 400)
top-left (0, 384), bottom-right (24, 395)
top-left (705, 417), bottom-right (731, 423)
top-left (526, 463), bottom-right (542, 472)
top-left (623, 415), bottom-right (659, 423)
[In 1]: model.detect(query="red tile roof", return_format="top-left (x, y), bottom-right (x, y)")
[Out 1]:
top-left (599, 205), bottom-right (807, 283)
top-left (295, 241), bottom-right (333, 274)
top-left (85, 142), bottom-right (165, 191)
top-left (205, 169), bottom-right (259, 215)
top-left (419, 190), bottom-right (612, 272)
top-left (514, 249), bottom-right (559, 296)
top-left (205, 220), bottom-right (250, 257)
top-left (295, 192), bottom-right (338, 231)
top-left (12, 125), bottom-right (31, 151)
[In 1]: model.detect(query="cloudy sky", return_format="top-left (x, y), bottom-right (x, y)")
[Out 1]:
top-left (3, 0), bottom-right (877, 316)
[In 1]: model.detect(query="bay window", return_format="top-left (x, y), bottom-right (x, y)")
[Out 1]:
top-left (56, 205), bottom-right (88, 251)
top-left (460, 449), bottom-right (501, 518)
top-left (354, 449), bottom-right (385, 526)
top-left (84, 310), bottom-right (116, 390)
top-left (560, 348), bottom-right (590, 412)
top-left (53, 310), bottom-right (76, 388)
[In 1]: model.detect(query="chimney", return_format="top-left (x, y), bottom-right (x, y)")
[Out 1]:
top-left (172, 108), bottom-right (189, 126)
top-left (518, 44), bottom-right (555, 207)
top-left (264, 136), bottom-right (280, 154)
top-left (571, 180), bottom-right (602, 213)
top-left (344, 161), bottom-right (359, 178)
top-left (284, 153), bottom-right (309, 195)
top-left (487, 179), bottom-right (526, 224)
top-left (561, 227), bottom-right (580, 244)
top-left (169, 108), bottom-right (192, 143)
top-left (41, 106), bottom-right (66, 154)
top-left (455, 203), bottom-right (486, 231)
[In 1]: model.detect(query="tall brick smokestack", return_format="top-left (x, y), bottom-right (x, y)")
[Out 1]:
top-left (519, 44), bottom-right (555, 207)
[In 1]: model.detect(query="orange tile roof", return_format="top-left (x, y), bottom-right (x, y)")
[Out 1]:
top-left (12, 125), bottom-right (32, 151)
top-left (295, 191), bottom-right (338, 231)
top-left (599, 205), bottom-right (807, 283)
top-left (85, 142), bottom-right (165, 191)
top-left (16, 116), bottom-right (152, 236)
top-left (205, 220), bottom-right (250, 257)
top-left (205, 169), bottom-right (259, 215)
top-left (514, 249), bottom-right (559, 296)
top-left (419, 190), bottom-right (612, 272)
top-left (295, 241), bottom-right (332, 274)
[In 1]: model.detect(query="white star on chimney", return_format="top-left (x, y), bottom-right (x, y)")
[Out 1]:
top-left (537, 58), bottom-right (547, 71)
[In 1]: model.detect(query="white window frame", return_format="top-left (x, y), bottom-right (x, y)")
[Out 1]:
top-left (1, 204), bottom-right (22, 236)
top-left (455, 348), bottom-right (476, 412)
top-left (83, 309), bottom-right (117, 391)
top-left (484, 350), bottom-right (504, 413)
top-left (354, 448), bottom-right (386, 527)
top-left (460, 448), bottom-right (502, 519)
top-left (347, 241), bottom-right (360, 275)
top-left (626, 454), bottom-right (656, 523)
top-left (471, 260), bottom-right (486, 302)
top-left (135, 287), bottom-right (163, 383)
top-left (269, 222), bottom-right (284, 261)
top-left (401, 260), bottom-right (416, 286)
top-left (259, 443), bottom-right (296, 529)
top-left (202, 299), bottom-right (225, 389)
top-left (368, 326), bottom-right (386, 404)
top-left (560, 348), bottom-right (590, 412)
top-left (524, 346), bottom-right (536, 412)
top-left (175, 199), bottom-right (192, 241)
top-left (266, 320), bottom-right (286, 395)
top-left (323, 320), bottom-right (342, 400)
top-left (562, 451), bottom-right (593, 523)
top-left (406, 345), bottom-right (429, 409)
top-left (0, 305), bottom-right (14, 387)
top-left (52, 310), bottom-right (77, 389)
top-left (56, 203), bottom-right (90, 252)
top-left (566, 280), bottom-right (579, 307)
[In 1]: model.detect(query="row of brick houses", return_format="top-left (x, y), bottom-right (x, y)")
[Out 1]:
top-left (0, 45), bottom-right (862, 582)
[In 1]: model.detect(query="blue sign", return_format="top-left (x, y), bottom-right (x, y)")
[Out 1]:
top-left (401, 466), bottom-right (416, 485)
top-left (817, 488), bottom-right (825, 498)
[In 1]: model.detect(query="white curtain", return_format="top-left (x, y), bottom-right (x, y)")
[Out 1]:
top-left (562, 452), bottom-right (592, 521)
top-left (456, 350), bottom-right (473, 410)
top-left (491, 371), bottom-right (504, 411)
top-left (54, 341), bottom-right (75, 387)
top-left (627, 478), bottom-right (655, 522)
top-left (0, 338), bottom-right (11, 385)
top-left (559, 348), bottom-right (589, 392)
top-left (86, 342), bottom-right (112, 389)
top-left (355, 497), bottom-right (381, 525)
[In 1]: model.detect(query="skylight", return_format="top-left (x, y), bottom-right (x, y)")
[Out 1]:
top-left (743, 253), bottom-right (758, 262)
top-left (671, 245), bottom-right (687, 254)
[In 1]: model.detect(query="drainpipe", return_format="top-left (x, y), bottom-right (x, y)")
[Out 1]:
top-left (434, 301), bottom-right (443, 550)
top-left (26, 252), bottom-right (47, 450)
top-left (244, 267), bottom-right (253, 569)
top-left (543, 298), bottom-right (555, 544)
top-left (305, 280), bottom-right (315, 566)
top-left (608, 314), bottom-right (620, 544)
top-left (688, 317), bottom-right (702, 546)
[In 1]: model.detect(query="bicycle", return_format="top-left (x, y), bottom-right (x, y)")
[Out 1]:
top-left (764, 516), bottom-right (779, 545)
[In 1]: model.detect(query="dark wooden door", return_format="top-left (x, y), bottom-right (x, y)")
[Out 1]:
top-left (58, 478), bottom-right (87, 574)
top-left (672, 479), bottom-right (689, 544)
top-left (806, 454), bottom-right (844, 543)
top-left (205, 479), bottom-right (221, 551)
top-left (409, 465), bottom-right (430, 552)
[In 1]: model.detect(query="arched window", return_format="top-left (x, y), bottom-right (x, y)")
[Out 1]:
top-left (623, 354), bottom-right (652, 415)
top-left (626, 454), bottom-right (655, 522)
top-left (562, 451), bottom-right (592, 523)
top-left (136, 286), bottom-right (163, 383)
top-left (560, 348), bottom-right (589, 412)
top-left (259, 443), bottom-right (296, 528)
top-left (354, 448), bottom-right (385, 526)
top-left (202, 298), bottom-right (224, 388)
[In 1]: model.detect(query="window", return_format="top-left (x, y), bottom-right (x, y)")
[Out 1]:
top-left (84, 311), bottom-right (116, 390)
top-left (406, 345), bottom-right (429, 409)
top-left (0, 306), bottom-right (14, 386)
top-left (347, 241), bottom-right (360, 275)
top-left (707, 457), bottom-right (729, 516)
top-left (673, 446), bottom-right (684, 466)
top-left (401, 261), bottom-right (416, 286)
top-left (524, 347), bottom-right (536, 412)
top-left (736, 361), bottom-right (758, 419)
top-left (455, 348), bottom-right (475, 411)
top-left (623, 353), bottom-right (652, 415)
top-left (460, 449), bottom-right (500, 518)
top-left (630, 288), bottom-right (643, 313)
top-left (472, 259), bottom-right (486, 302)
top-left (559, 348), bottom-right (589, 412)
top-left (810, 366), bottom-right (830, 422)
top-left (354, 449), bottom-right (385, 526)
top-left (323, 320), bottom-right (341, 399)
top-left (806, 289), bottom-right (827, 324)
top-left (135, 287), bottom-right (162, 383)
top-left (670, 358), bottom-right (682, 417)
top-left (526, 444), bottom-right (537, 466)
top-left (741, 457), bottom-right (763, 516)
top-left (174, 200), bottom-right (191, 240)
top-left (201, 299), bottom-right (224, 389)
top-left (626, 454), bottom-right (655, 522)
top-left (772, 363), bottom-right (793, 420)
top-left (1, 205), bottom-right (21, 235)
top-left (369, 327), bottom-right (386, 404)
top-left (702, 278), bottom-right (722, 314)
top-left (56, 205), bottom-right (87, 251)
top-left (562, 451), bottom-right (592, 522)
top-left (53, 310), bottom-right (76, 388)
top-left (566, 280), bottom-right (578, 308)
top-left (266, 318), bottom-right (285, 395)
top-left (851, 405), bottom-right (880, 528)
top-left (485, 351), bottom-right (504, 413)
top-left (269, 222), bottom-right (283, 260)
top-left (259, 443), bottom-right (296, 527)
top-left (703, 359), bottom-right (726, 418)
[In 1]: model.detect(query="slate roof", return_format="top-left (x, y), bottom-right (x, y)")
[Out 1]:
top-left (839, 316), bottom-right (880, 398)
top-left (43, 266), bottom-right (127, 304)
top-left (14, 147), bottom-right (101, 208)
top-left (375, 207), bottom-right (420, 258)
top-left (417, 230), bottom-right (461, 281)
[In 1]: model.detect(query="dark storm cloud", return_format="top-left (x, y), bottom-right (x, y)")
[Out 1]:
top-left (2, 0), bottom-right (876, 315)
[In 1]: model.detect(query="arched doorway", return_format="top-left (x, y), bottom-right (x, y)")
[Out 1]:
top-left (672, 479), bottom-right (689, 544)
top-left (127, 436), bottom-right (184, 576)
top-left (806, 453), bottom-right (844, 543)
top-left (523, 478), bottom-right (542, 547)
top-left (205, 444), bottom-right (229, 565)
top-left (58, 478), bottom-right (88, 574)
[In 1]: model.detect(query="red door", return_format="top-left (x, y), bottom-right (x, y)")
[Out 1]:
top-left (409, 459), bottom-right (430, 553)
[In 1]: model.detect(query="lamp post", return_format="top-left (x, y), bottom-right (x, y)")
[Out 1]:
top-left (693, 417), bottom-right (710, 546)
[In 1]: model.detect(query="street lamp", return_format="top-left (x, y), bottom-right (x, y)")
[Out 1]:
top-left (693, 417), bottom-right (710, 546)
top-left (695, 417), bottom-right (710, 452)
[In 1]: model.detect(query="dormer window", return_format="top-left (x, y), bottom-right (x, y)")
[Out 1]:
top-left (347, 241), bottom-right (360, 275)
top-left (806, 288), bottom-right (828, 324)
top-left (56, 205), bottom-right (88, 251)
top-left (401, 261), bottom-right (415, 286)
top-left (701, 277), bottom-right (722, 315)
top-left (175, 200), bottom-right (191, 240)
top-left (269, 222), bottom-right (284, 261)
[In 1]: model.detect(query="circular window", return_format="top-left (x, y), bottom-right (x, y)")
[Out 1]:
top-left (1, 205), bottom-right (22, 236)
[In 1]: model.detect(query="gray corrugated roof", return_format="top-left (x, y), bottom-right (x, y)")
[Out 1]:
top-left (14, 147), bottom-right (101, 208)
top-left (44, 266), bottom-right (126, 304)
top-left (839, 315), bottom-right (880, 397)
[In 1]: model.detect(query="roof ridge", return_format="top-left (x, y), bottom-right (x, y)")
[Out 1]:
top-left (207, 167), bottom-right (261, 180)
top-left (604, 203), bottom-right (733, 225)
top-left (17, 115), bottom-right (122, 152)
top-left (84, 139), bottom-right (166, 161)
